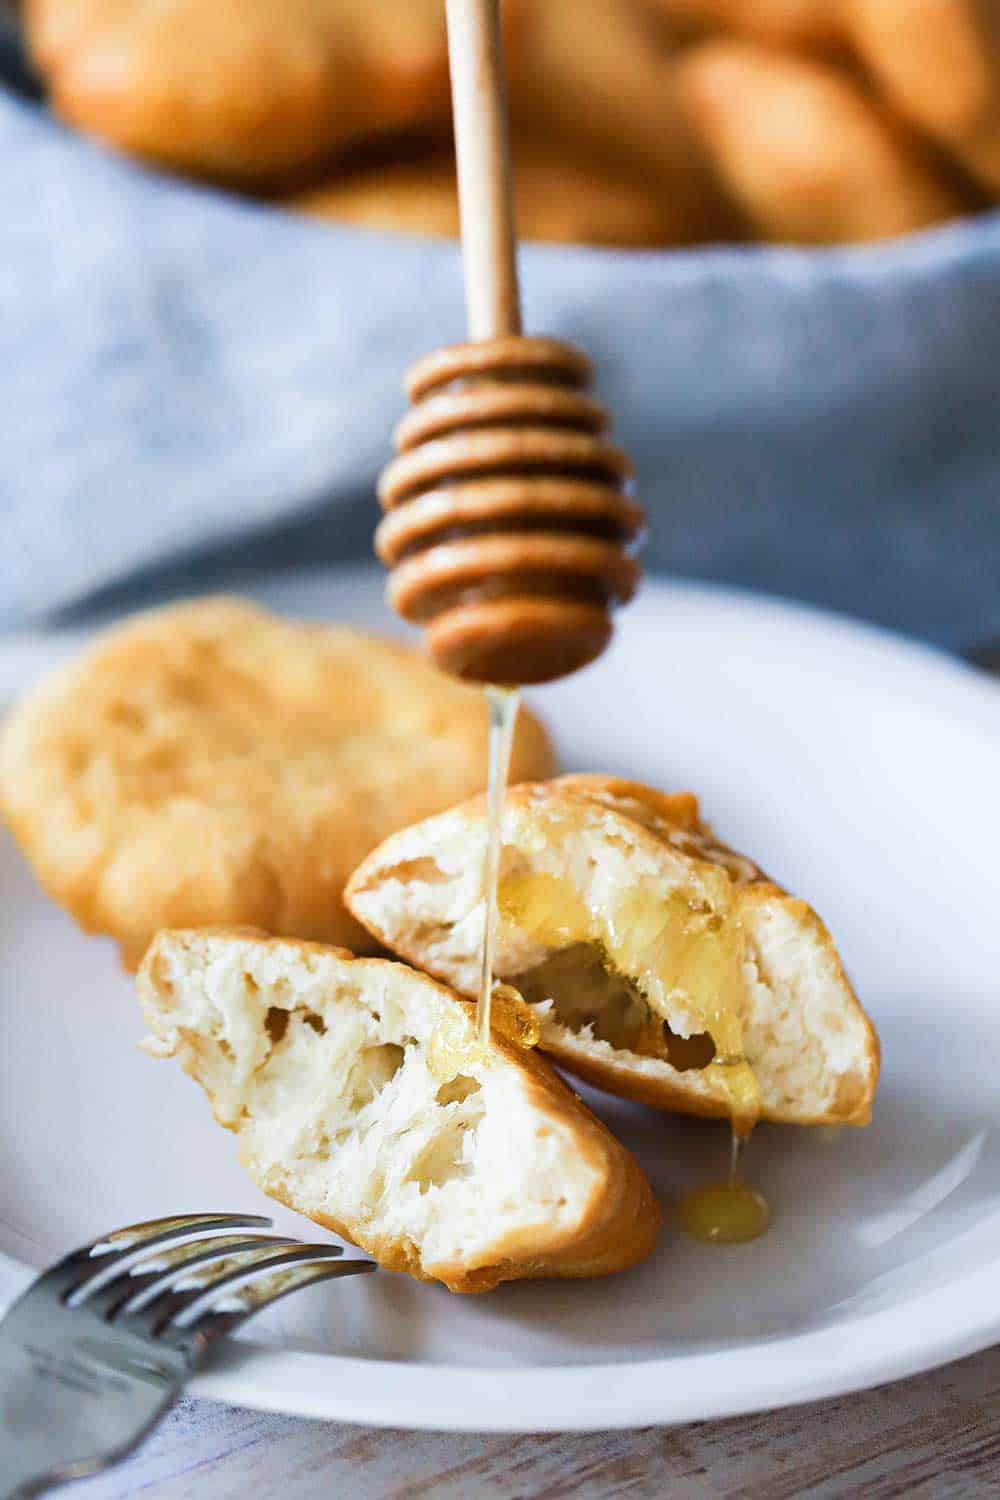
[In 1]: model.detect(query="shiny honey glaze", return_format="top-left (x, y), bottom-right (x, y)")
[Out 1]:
top-left (498, 869), bottom-right (761, 1136)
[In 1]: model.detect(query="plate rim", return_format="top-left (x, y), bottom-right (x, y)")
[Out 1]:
top-left (3, 565), bottom-right (999, 1431)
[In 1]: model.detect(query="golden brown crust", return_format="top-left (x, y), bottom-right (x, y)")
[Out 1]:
top-left (140, 927), bottom-right (661, 1293)
top-left (0, 597), bottom-right (556, 969)
top-left (25, 0), bottom-right (452, 184)
top-left (346, 775), bottom-right (881, 1128)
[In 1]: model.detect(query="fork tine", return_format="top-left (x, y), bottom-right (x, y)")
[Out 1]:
top-left (182, 1258), bottom-right (377, 1347)
top-left (127, 1243), bottom-right (357, 1338)
top-left (51, 1213), bottom-right (273, 1303)
top-left (86, 1234), bottom-right (301, 1320)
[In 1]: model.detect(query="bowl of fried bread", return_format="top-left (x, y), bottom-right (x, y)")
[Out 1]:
top-left (18, 0), bottom-right (1000, 250)
top-left (5, 0), bottom-right (999, 644)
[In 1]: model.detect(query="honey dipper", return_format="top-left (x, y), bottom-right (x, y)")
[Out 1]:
top-left (376, 0), bottom-right (644, 686)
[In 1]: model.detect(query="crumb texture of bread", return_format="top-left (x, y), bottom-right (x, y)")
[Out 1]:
top-left (138, 928), bottom-right (660, 1292)
top-left (346, 776), bottom-right (880, 1129)
top-left (0, 596), bottom-right (555, 968)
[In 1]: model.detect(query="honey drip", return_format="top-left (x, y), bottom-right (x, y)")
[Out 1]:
top-left (477, 686), bottom-right (520, 1047)
top-left (674, 1131), bottom-right (770, 1244)
top-left (490, 982), bottom-right (542, 1051)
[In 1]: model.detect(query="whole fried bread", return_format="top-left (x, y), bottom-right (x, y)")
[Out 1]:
top-left (25, 0), bottom-right (452, 182)
top-left (677, 37), bottom-right (970, 242)
top-left (0, 596), bottom-right (555, 967)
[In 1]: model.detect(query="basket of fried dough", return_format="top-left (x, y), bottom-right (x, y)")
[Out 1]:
top-left (20, 0), bottom-right (1000, 247)
top-left (8, 1), bottom-right (1000, 647)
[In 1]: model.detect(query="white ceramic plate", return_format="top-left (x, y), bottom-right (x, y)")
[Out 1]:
top-left (2, 566), bottom-right (1000, 1432)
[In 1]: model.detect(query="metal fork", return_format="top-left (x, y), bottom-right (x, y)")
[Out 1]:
top-left (0, 1213), bottom-right (376, 1497)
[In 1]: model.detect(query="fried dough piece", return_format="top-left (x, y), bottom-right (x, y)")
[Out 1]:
top-left (509, 0), bottom-right (738, 244)
top-left (138, 928), bottom-right (661, 1292)
top-left (0, 597), bottom-right (555, 967)
top-left (647, 0), bottom-right (840, 48)
top-left (346, 776), bottom-right (880, 1132)
top-left (25, 0), bottom-right (452, 183)
top-left (677, 38), bottom-right (969, 242)
top-left (291, 141), bottom-right (683, 247)
top-left (844, 0), bottom-right (1000, 194)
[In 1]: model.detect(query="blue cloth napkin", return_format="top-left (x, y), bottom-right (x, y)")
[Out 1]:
top-left (2, 87), bottom-right (999, 649)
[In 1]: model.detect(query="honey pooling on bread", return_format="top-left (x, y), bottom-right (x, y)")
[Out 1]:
top-left (377, 336), bottom-right (644, 685)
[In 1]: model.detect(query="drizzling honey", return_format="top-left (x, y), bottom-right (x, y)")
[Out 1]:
top-left (425, 688), bottom-right (534, 1081)
top-left (674, 1131), bottom-right (770, 1244)
top-left (477, 686), bottom-right (520, 1047)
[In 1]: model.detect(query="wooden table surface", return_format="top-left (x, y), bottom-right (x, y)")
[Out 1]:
top-left (71, 1343), bottom-right (1000, 1498)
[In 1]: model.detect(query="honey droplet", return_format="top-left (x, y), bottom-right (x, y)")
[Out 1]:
top-left (490, 982), bottom-right (541, 1050)
top-left (674, 1179), bottom-right (770, 1244)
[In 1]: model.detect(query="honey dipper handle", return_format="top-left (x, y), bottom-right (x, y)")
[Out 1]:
top-left (445, 0), bottom-right (522, 339)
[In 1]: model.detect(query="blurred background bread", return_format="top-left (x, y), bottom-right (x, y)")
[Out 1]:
top-left (676, 39), bottom-right (968, 244)
top-left (292, 138), bottom-right (687, 247)
top-left (24, 0), bottom-right (453, 182)
top-left (19, 0), bottom-right (1000, 244)
top-left (843, 0), bottom-right (1000, 194)
top-left (646, 0), bottom-right (841, 48)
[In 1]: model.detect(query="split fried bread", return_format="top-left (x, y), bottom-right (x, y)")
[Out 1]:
top-left (677, 38), bottom-right (970, 243)
top-left (0, 597), bottom-right (555, 968)
top-left (346, 775), bottom-right (880, 1133)
top-left (138, 928), bottom-right (661, 1292)
top-left (24, 0), bottom-right (452, 184)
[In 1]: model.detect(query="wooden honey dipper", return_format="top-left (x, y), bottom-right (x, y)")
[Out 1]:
top-left (376, 0), bottom-right (644, 686)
